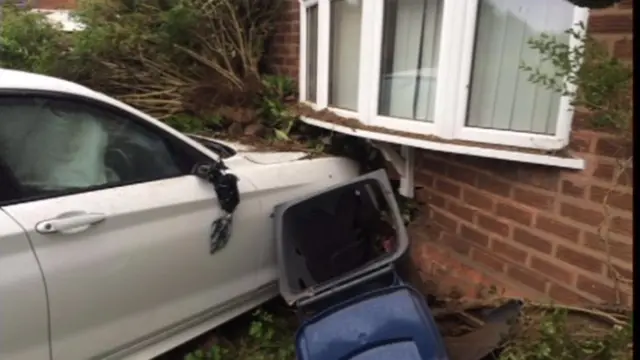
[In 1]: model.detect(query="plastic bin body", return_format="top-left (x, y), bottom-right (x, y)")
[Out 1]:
top-left (272, 170), bottom-right (409, 307)
top-left (295, 285), bottom-right (449, 360)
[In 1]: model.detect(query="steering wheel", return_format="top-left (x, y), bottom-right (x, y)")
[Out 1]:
top-left (104, 147), bottom-right (135, 182)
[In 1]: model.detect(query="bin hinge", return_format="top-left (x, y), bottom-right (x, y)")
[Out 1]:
top-left (370, 142), bottom-right (415, 198)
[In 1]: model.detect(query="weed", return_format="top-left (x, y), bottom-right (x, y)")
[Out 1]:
top-left (184, 309), bottom-right (296, 360)
top-left (499, 308), bottom-right (633, 360)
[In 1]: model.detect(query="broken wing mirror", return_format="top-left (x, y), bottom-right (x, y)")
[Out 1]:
top-left (193, 161), bottom-right (240, 254)
top-left (193, 162), bottom-right (240, 214)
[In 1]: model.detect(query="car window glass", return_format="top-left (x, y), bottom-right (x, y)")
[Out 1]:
top-left (0, 96), bottom-right (184, 200)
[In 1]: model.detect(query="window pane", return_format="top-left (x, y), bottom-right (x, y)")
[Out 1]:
top-left (0, 97), bottom-right (183, 199)
top-left (306, 5), bottom-right (319, 102)
top-left (466, 0), bottom-right (575, 134)
top-left (329, 0), bottom-right (362, 111)
top-left (378, 0), bottom-right (443, 122)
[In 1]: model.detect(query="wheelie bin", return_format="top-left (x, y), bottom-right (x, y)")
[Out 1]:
top-left (272, 170), bottom-right (449, 359)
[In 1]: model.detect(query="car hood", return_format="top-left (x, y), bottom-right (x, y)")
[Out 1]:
top-left (188, 134), bottom-right (311, 165)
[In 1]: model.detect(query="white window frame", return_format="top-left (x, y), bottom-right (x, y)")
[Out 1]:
top-left (298, 0), bottom-right (590, 154)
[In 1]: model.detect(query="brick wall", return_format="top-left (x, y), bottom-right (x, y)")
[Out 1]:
top-left (265, 0), bottom-right (300, 80)
top-left (270, 0), bottom-right (633, 305)
top-left (412, 129), bottom-right (633, 305)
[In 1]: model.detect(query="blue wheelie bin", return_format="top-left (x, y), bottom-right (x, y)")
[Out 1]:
top-left (272, 170), bottom-right (449, 359)
top-left (295, 284), bottom-right (449, 360)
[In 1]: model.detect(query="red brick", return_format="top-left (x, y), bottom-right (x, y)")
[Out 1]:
top-left (592, 162), bottom-right (616, 181)
top-left (530, 257), bottom-right (573, 285)
top-left (556, 245), bottom-right (604, 274)
top-left (477, 214), bottom-right (510, 237)
top-left (448, 164), bottom-right (477, 186)
top-left (415, 170), bottom-right (434, 187)
top-left (512, 228), bottom-right (553, 254)
top-left (471, 249), bottom-right (506, 273)
top-left (491, 240), bottom-right (527, 263)
top-left (513, 188), bottom-right (554, 210)
top-left (496, 202), bottom-right (533, 226)
top-left (588, 14), bottom-right (633, 34)
top-left (460, 224), bottom-right (489, 247)
top-left (535, 216), bottom-right (580, 243)
top-left (419, 156), bottom-right (448, 175)
top-left (571, 111), bottom-right (592, 131)
top-left (589, 185), bottom-right (633, 211)
top-left (447, 201), bottom-right (475, 222)
top-left (594, 137), bottom-right (633, 158)
top-left (561, 180), bottom-right (586, 198)
top-left (476, 173), bottom-right (511, 197)
top-left (548, 284), bottom-right (589, 305)
top-left (568, 132), bottom-right (593, 153)
top-left (441, 233), bottom-right (471, 256)
top-left (576, 275), bottom-right (619, 304)
top-left (559, 203), bottom-right (605, 225)
top-left (516, 166), bottom-right (560, 192)
top-left (462, 189), bottom-right (494, 211)
top-left (582, 232), bottom-right (633, 263)
top-left (617, 167), bottom-right (633, 186)
top-left (431, 210), bottom-right (458, 233)
top-left (507, 266), bottom-right (548, 293)
top-left (426, 224), bottom-right (445, 242)
top-left (618, 0), bottom-right (633, 9)
top-left (435, 179), bottom-right (461, 198)
top-left (422, 190), bottom-right (446, 209)
top-left (610, 215), bottom-right (632, 236)
top-left (607, 263), bottom-right (633, 282)
top-left (613, 38), bottom-right (633, 60)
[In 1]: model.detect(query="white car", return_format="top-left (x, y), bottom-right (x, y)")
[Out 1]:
top-left (0, 69), bottom-right (363, 360)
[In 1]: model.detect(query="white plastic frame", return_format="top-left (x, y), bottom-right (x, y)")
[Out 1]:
top-left (298, 0), bottom-right (590, 152)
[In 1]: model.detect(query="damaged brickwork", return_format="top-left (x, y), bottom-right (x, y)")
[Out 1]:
top-left (268, 0), bottom-right (633, 305)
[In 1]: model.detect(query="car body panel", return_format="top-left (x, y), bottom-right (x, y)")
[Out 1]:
top-left (1, 174), bottom-right (266, 360)
top-left (0, 211), bottom-right (50, 360)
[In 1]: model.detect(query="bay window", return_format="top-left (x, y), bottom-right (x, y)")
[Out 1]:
top-left (299, 0), bottom-right (589, 166)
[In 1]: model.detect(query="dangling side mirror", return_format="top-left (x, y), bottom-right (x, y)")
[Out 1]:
top-left (193, 162), bottom-right (240, 214)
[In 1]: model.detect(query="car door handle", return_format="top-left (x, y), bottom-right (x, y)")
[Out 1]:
top-left (35, 211), bottom-right (107, 235)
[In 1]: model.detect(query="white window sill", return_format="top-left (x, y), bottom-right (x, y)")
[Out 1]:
top-left (300, 116), bottom-right (585, 170)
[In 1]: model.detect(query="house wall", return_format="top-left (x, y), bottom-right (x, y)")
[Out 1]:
top-left (270, 0), bottom-right (633, 305)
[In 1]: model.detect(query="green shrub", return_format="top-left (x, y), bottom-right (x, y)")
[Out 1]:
top-left (0, 5), bottom-right (70, 75)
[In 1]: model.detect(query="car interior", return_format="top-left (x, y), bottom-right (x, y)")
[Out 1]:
top-left (0, 96), bottom-right (208, 201)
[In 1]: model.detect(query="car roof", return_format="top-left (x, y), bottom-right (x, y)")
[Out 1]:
top-left (0, 68), bottom-right (101, 99)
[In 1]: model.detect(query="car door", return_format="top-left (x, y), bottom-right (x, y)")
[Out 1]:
top-left (0, 93), bottom-right (266, 360)
top-left (0, 210), bottom-right (49, 360)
